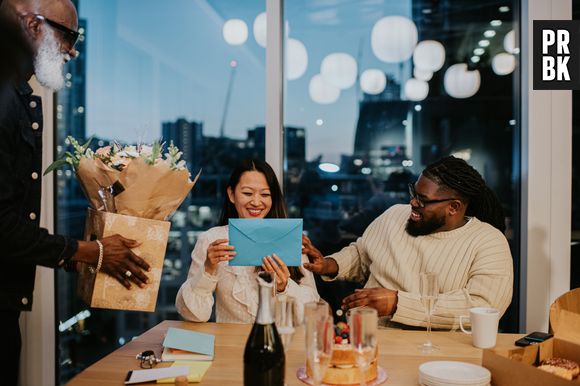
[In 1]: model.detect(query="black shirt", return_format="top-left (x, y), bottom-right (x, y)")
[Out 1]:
top-left (0, 80), bottom-right (78, 311)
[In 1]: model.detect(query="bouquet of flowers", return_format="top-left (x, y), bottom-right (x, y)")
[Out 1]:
top-left (45, 136), bottom-right (200, 220)
top-left (45, 136), bottom-right (200, 311)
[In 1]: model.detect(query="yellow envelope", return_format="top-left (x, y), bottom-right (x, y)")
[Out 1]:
top-left (156, 361), bottom-right (212, 383)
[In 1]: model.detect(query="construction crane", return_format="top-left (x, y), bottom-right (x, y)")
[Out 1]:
top-left (219, 59), bottom-right (238, 138)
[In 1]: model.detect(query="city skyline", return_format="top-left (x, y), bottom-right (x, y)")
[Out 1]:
top-left (78, 0), bottom-right (413, 163)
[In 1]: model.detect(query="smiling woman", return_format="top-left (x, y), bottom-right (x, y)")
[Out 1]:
top-left (220, 159), bottom-right (282, 222)
top-left (227, 171), bottom-right (273, 218)
top-left (174, 159), bottom-right (319, 324)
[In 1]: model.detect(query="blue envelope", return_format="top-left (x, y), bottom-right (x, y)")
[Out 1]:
top-left (228, 218), bottom-right (303, 266)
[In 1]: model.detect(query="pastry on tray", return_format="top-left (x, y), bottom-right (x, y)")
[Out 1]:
top-left (537, 357), bottom-right (580, 380)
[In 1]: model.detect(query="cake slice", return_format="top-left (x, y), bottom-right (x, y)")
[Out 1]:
top-left (537, 357), bottom-right (580, 380)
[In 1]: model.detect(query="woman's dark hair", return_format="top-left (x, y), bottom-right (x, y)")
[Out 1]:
top-left (423, 156), bottom-right (506, 233)
top-left (218, 159), bottom-right (303, 282)
top-left (218, 159), bottom-right (287, 224)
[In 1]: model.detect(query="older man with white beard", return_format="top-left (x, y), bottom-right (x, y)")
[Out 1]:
top-left (0, 1), bottom-right (151, 383)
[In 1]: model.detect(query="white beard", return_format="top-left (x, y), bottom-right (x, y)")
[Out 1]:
top-left (34, 31), bottom-right (69, 91)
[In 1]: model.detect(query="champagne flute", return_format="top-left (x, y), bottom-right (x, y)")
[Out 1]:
top-left (304, 300), bottom-right (331, 320)
top-left (274, 296), bottom-right (296, 352)
top-left (347, 308), bottom-right (378, 386)
top-left (305, 301), bottom-right (333, 386)
top-left (418, 272), bottom-right (439, 353)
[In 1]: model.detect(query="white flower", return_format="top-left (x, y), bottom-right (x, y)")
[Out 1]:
top-left (139, 145), bottom-right (153, 156)
top-left (110, 154), bottom-right (131, 169)
top-left (119, 145), bottom-right (139, 158)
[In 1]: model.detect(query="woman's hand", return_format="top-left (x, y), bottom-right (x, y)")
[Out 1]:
top-left (205, 239), bottom-right (236, 275)
top-left (262, 254), bottom-right (290, 292)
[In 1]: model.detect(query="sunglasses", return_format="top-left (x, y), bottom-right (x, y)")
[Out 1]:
top-left (136, 350), bottom-right (161, 369)
top-left (35, 15), bottom-right (80, 48)
top-left (408, 183), bottom-right (458, 208)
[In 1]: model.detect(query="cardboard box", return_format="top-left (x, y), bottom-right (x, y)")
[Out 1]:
top-left (483, 289), bottom-right (580, 385)
top-left (483, 339), bottom-right (580, 385)
top-left (77, 208), bottom-right (171, 312)
top-left (550, 288), bottom-right (580, 343)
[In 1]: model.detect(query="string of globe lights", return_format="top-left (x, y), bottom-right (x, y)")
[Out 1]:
top-left (221, 11), bottom-right (518, 105)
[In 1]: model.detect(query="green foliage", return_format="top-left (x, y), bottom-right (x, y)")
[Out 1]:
top-left (43, 136), bottom-right (189, 176)
top-left (43, 136), bottom-right (93, 175)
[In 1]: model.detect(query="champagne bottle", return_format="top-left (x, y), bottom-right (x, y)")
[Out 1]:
top-left (243, 271), bottom-right (285, 386)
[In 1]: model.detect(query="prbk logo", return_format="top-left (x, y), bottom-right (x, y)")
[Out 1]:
top-left (534, 20), bottom-right (580, 90)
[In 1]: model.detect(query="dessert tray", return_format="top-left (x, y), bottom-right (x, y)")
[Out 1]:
top-left (296, 366), bottom-right (388, 386)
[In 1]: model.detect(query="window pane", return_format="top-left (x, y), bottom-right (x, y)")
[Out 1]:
top-left (572, 4), bottom-right (580, 291)
top-left (55, 1), bottom-right (265, 383)
top-left (283, 1), bottom-right (521, 330)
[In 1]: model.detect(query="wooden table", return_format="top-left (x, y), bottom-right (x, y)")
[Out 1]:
top-left (68, 320), bottom-right (522, 385)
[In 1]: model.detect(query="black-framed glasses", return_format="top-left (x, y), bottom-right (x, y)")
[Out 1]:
top-left (408, 183), bottom-right (458, 208)
top-left (136, 350), bottom-right (161, 369)
top-left (35, 15), bottom-right (80, 47)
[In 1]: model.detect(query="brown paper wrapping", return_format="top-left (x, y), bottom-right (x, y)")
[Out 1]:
top-left (76, 158), bottom-right (121, 211)
top-left (74, 155), bottom-right (199, 311)
top-left (76, 157), bottom-right (199, 220)
top-left (77, 209), bottom-right (170, 312)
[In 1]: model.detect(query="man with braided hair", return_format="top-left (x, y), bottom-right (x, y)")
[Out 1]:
top-left (303, 156), bottom-right (513, 329)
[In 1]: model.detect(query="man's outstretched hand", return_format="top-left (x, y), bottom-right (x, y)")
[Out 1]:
top-left (302, 234), bottom-right (338, 277)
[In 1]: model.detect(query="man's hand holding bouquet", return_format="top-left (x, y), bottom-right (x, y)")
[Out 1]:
top-left (46, 136), bottom-right (200, 311)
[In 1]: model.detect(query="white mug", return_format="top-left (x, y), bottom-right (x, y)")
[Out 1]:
top-left (459, 307), bottom-right (500, 348)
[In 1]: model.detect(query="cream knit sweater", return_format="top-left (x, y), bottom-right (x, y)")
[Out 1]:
top-left (326, 204), bottom-right (513, 329)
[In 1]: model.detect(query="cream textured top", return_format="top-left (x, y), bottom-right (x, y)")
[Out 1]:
top-left (325, 204), bottom-right (513, 329)
top-left (176, 225), bottom-right (319, 323)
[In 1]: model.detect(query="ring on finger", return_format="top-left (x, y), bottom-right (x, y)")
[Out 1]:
top-left (125, 270), bottom-right (132, 278)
